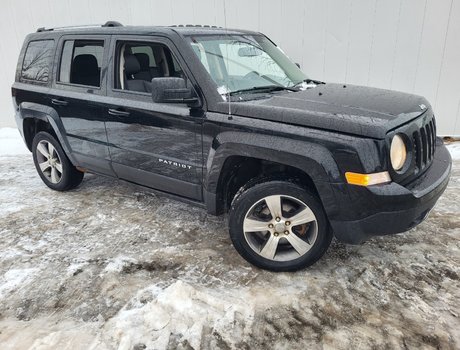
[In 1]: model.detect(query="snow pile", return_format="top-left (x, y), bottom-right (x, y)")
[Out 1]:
top-left (105, 281), bottom-right (255, 349)
top-left (447, 142), bottom-right (460, 160)
top-left (66, 262), bottom-right (89, 277)
top-left (104, 256), bottom-right (138, 273)
top-left (0, 268), bottom-right (38, 298)
top-left (1, 318), bottom-right (108, 350)
top-left (0, 128), bottom-right (29, 156)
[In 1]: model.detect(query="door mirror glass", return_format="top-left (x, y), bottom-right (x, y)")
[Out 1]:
top-left (151, 77), bottom-right (198, 105)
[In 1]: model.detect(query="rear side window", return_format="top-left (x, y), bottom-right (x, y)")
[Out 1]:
top-left (21, 40), bottom-right (54, 83)
top-left (58, 40), bottom-right (104, 87)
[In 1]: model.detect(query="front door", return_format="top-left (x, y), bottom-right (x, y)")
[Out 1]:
top-left (104, 36), bottom-right (203, 200)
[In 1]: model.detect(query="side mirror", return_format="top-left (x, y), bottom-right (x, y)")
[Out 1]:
top-left (295, 62), bottom-right (301, 69)
top-left (151, 77), bottom-right (199, 106)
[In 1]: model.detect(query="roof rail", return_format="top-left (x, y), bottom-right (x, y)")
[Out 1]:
top-left (170, 24), bottom-right (222, 29)
top-left (102, 21), bottom-right (123, 27)
top-left (36, 21), bottom-right (123, 33)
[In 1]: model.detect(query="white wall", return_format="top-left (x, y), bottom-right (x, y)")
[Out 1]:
top-left (0, 0), bottom-right (459, 135)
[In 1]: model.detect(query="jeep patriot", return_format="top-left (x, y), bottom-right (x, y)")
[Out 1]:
top-left (12, 22), bottom-right (452, 271)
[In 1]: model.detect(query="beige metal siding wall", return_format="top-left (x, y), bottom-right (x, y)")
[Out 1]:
top-left (0, 0), bottom-right (459, 135)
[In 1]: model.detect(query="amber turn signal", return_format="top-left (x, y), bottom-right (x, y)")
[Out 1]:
top-left (345, 171), bottom-right (391, 186)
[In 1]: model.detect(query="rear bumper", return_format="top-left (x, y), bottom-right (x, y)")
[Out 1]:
top-left (330, 140), bottom-right (452, 244)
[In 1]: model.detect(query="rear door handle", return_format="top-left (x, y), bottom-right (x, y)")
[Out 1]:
top-left (51, 98), bottom-right (68, 106)
top-left (108, 108), bottom-right (130, 117)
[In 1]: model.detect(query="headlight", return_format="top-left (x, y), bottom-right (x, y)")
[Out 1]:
top-left (390, 134), bottom-right (407, 171)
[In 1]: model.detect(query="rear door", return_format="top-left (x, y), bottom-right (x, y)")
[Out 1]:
top-left (49, 35), bottom-right (114, 175)
top-left (104, 35), bottom-right (203, 200)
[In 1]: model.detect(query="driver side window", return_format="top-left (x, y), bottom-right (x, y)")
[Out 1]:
top-left (114, 41), bottom-right (186, 94)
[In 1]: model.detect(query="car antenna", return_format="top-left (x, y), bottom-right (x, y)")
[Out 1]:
top-left (223, 0), bottom-right (232, 119)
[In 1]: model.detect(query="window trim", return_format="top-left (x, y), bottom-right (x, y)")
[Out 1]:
top-left (20, 39), bottom-right (55, 84)
top-left (52, 34), bottom-right (109, 94)
top-left (112, 87), bottom-right (151, 97)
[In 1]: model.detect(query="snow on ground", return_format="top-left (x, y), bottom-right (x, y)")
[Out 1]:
top-left (0, 127), bottom-right (29, 156)
top-left (0, 128), bottom-right (459, 349)
top-left (448, 142), bottom-right (460, 160)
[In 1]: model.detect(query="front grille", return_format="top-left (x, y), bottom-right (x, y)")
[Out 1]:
top-left (390, 112), bottom-right (437, 185)
top-left (412, 117), bottom-right (436, 173)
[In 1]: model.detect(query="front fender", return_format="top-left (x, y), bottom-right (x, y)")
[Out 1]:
top-left (204, 131), bottom-right (341, 217)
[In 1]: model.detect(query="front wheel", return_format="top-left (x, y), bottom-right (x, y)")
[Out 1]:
top-left (32, 131), bottom-right (84, 191)
top-left (229, 180), bottom-right (332, 271)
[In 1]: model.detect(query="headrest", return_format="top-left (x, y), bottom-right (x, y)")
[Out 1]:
top-left (134, 53), bottom-right (150, 70)
top-left (72, 55), bottom-right (98, 76)
top-left (124, 54), bottom-right (140, 75)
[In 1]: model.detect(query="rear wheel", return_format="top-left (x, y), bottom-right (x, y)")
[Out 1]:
top-left (32, 131), bottom-right (84, 191)
top-left (229, 180), bottom-right (332, 271)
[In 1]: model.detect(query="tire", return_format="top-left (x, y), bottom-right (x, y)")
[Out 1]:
top-left (32, 131), bottom-right (84, 191)
top-left (228, 180), bottom-right (332, 271)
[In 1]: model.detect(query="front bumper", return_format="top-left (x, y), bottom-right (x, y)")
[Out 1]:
top-left (330, 139), bottom-right (452, 244)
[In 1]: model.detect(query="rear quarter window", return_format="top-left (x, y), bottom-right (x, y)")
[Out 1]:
top-left (20, 40), bottom-right (55, 83)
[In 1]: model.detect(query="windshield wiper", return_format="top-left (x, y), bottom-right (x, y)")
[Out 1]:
top-left (229, 85), bottom-right (298, 96)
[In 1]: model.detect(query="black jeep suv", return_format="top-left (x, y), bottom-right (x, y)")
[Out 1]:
top-left (12, 22), bottom-right (451, 271)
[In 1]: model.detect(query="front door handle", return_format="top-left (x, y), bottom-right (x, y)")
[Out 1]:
top-left (108, 108), bottom-right (130, 117)
top-left (51, 98), bottom-right (68, 106)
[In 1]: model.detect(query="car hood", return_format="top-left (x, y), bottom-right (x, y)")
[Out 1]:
top-left (216, 83), bottom-right (430, 139)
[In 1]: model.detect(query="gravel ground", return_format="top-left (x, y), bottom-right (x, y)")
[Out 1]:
top-left (0, 135), bottom-right (459, 349)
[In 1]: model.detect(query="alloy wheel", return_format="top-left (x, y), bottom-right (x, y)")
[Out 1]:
top-left (35, 140), bottom-right (63, 184)
top-left (243, 194), bottom-right (318, 262)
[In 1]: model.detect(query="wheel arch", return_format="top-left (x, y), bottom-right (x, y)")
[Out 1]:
top-left (204, 131), bottom-right (340, 218)
top-left (19, 102), bottom-right (77, 165)
top-left (23, 118), bottom-right (56, 151)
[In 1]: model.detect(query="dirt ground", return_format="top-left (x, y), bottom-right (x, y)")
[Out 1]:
top-left (0, 150), bottom-right (459, 349)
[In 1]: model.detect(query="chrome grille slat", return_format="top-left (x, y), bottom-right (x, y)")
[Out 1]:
top-left (425, 124), bottom-right (432, 161)
top-left (411, 116), bottom-right (436, 174)
top-left (431, 119), bottom-right (436, 157)
top-left (420, 127), bottom-right (428, 166)
top-left (413, 131), bottom-right (422, 171)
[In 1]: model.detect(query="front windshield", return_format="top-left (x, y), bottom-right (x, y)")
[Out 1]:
top-left (187, 34), bottom-right (308, 97)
